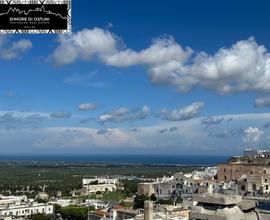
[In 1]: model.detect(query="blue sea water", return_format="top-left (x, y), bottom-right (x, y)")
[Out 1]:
top-left (0, 154), bottom-right (229, 166)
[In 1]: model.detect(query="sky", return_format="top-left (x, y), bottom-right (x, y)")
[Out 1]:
top-left (1, 0), bottom-right (270, 155)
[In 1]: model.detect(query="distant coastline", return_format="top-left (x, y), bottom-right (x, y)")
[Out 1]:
top-left (0, 154), bottom-right (229, 166)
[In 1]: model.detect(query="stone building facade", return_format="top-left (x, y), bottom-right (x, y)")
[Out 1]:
top-left (190, 194), bottom-right (260, 220)
top-left (217, 150), bottom-right (270, 194)
top-left (137, 182), bottom-right (173, 199)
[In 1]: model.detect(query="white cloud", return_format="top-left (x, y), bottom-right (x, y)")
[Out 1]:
top-left (52, 28), bottom-right (270, 99)
top-left (0, 111), bottom-right (48, 124)
top-left (97, 105), bottom-right (151, 124)
top-left (169, 126), bottom-right (178, 132)
top-left (0, 37), bottom-right (32, 60)
top-left (102, 37), bottom-right (192, 67)
top-left (52, 27), bottom-right (118, 66)
top-left (255, 96), bottom-right (270, 107)
top-left (201, 116), bottom-right (225, 129)
top-left (52, 28), bottom-right (192, 67)
top-left (64, 71), bottom-right (107, 88)
top-left (78, 103), bottom-right (97, 111)
top-left (209, 128), bottom-right (243, 139)
top-left (33, 127), bottom-right (138, 148)
top-left (243, 127), bottom-right (264, 143)
top-left (50, 112), bottom-right (72, 119)
top-left (159, 102), bottom-right (204, 121)
top-left (148, 37), bottom-right (270, 93)
top-left (3, 112), bottom-right (270, 154)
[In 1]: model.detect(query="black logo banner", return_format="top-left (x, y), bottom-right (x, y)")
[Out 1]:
top-left (0, 0), bottom-right (71, 34)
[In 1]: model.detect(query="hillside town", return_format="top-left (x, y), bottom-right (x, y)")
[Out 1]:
top-left (2, 149), bottom-right (270, 219)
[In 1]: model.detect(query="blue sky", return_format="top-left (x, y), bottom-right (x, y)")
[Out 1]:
top-left (1, 0), bottom-right (270, 155)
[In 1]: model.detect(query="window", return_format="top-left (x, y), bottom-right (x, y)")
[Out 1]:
top-left (224, 168), bottom-right (226, 172)
top-left (266, 185), bottom-right (269, 190)
top-left (224, 176), bottom-right (227, 181)
top-left (250, 171), bottom-right (253, 175)
top-left (265, 179), bottom-right (268, 182)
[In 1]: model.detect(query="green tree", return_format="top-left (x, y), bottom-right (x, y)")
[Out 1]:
top-left (133, 195), bottom-right (148, 209)
top-left (30, 213), bottom-right (52, 220)
top-left (175, 196), bottom-right (183, 204)
top-left (54, 204), bottom-right (62, 214)
top-left (157, 199), bottom-right (174, 205)
top-left (121, 180), bottom-right (139, 197)
top-left (58, 205), bottom-right (94, 220)
top-left (150, 194), bottom-right (157, 201)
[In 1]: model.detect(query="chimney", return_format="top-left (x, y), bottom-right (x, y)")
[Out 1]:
top-left (144, 200), bottom-right (153, 220)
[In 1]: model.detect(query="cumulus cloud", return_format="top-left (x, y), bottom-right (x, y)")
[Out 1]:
top-left (209, 128), bottom-right (243, 139)
top-left (159, 128), bottom-right (168, 133)
top-left (130, 128), bottom-right (139, 132)
top-left (0, 111), bottom-right (46, 128)
top-left (255, 96), bottom-right (270, 107)
top-left (103, 37), bottom-right (192, 67)
top-left (52, 28), bottom-right (192, 67)
top-left (158, 126), bottom-right (178, 133)
top-left (3, 112), bottom-right (270, 154)
top-left (243, 127), bottom-right (264, 143)
top-left (52, 28), bottom-right (118, 66)
top-left (97, 129), bottom-right (108, 135)
top-left (97, 105), bottom-right (151, 124)
top-left (78, 103), bottom-right (97, 111)
top-left (50, 112), bottom-right (71, 119)
top-left (33, 127), bottom-right (138, 148)
top-left (0, 37), bottom-right (32, 60)
top-left (148, 37), bottom-right (270, 94)
top-left (169, 126), bottom-right (178, 132)
top-left (52, 28), bottom-right (270, 99)
top-left (201, 116), bottom-right (224, 129)
top-left (263, 122), bottom-right (270, 129)
top-left (159, 102), bottom-right (204, 121)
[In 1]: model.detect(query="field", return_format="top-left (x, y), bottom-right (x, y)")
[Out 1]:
top-left (0, 160), bottom-right (202, 197)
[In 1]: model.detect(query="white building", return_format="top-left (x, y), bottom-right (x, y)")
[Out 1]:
top-left (0, 196), bottom-right (27, 207)
top-left (0, 203), bottom-right (53, 218)
top-left (0, 216), bottom-right (11, 220)
top-left (83, 183), bottom-right (117, 194)
top-left (0, 194), bottom-right (53, 218)
top-left (137, 182), bottom-right (173, 199)
top-left (82, 177), bottom-right (118, 194)
top-left (52, 199), bottom-right (76, 207)
top-left (82, 178), bottom-right (118, 187)
top-left (84, 199), bottom-right (110, 209)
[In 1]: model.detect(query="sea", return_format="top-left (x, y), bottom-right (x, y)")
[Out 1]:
top-left (0, 154), bottom-right (230, 166)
